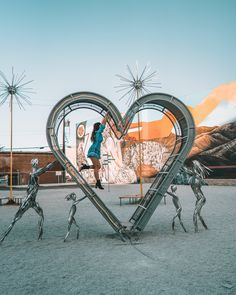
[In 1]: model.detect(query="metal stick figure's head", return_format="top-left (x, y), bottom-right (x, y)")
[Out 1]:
top-left (65, 192), bottom-right (77, 202)
top-left (31, 158), bottom-right (39, 172)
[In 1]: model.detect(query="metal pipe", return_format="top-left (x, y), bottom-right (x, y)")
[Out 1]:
top-left (9, 94), bottom-right (13, 200)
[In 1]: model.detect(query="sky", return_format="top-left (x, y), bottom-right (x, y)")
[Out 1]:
top-left (0, 0), bottom-right (236, 150)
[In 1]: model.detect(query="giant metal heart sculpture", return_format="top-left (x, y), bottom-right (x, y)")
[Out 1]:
top-left (46, 92), bottom-right (195, 239)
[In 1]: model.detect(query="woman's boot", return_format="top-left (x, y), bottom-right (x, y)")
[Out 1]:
top-left (95, 179), bottom-right (104, 190)
top-left (79, 164), bottom-right (90, 172)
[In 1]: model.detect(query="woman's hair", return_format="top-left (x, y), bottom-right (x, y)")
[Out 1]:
top-left (91, 122), bottom-right (101, 142)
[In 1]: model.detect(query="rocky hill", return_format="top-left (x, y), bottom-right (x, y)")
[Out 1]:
top-left (189, 121), bottom-right (236, 165)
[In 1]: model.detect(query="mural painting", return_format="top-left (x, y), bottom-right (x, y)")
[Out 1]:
top-left (75, 82), bottom-right (236, 183)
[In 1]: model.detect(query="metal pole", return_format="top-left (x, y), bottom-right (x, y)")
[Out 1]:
top-left (107, 156), bottom-right (110, 192)
top-left (9, 94), bottom-right (13, 201)
top-left (136, 90), bottom-right (143, 198)
top-left (62, 110), bottom-right (66, 183)
top-left (137, 111), bottom-right (143, 197)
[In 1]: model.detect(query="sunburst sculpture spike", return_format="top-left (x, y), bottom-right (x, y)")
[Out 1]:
top-left (0, 68), bottom-right (33, 106)
top-left (116, 62), bottom-right (161, 106)
top-left (0, 68), bottom-right (34, 203)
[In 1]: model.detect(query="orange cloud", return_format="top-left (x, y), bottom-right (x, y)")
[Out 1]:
top-left (191, 82), bottom-right (236, 125)
top-left (127, 82), bottom-right (236, 140)
top-left (127, 114), bottom-right (173, 140)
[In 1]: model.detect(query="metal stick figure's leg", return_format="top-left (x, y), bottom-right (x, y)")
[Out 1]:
top-left (72, 218), bottom-right (80, 239)
top-left (0, 207), bottom-right (27, 243)
top-left (192, 183), bottom-right (201, 232)
top-left (196, 191), bottom-right (208, 230)
top-left (171, 197), bottom-right (187, 233)
top-left (193, 192), bottom-right (200, 232)
top-left (192, 186), bottom-right (208, 232)
top-left (172, 202), bottom-right (187, 232)
top-left (64, 217), bottom-right (80, 242)
top-left (193, 201), bottom-right (199, 232)
top-left (33, 203), bottom-right (44, 240)
top-left (64, 204), bottom-right (79, 242)
top-left (64, 222), bottom-right (72, 242)
top-left (167, 189), bottom-right (187, 233)
top-left (163, 194), bottom-right (167, 205)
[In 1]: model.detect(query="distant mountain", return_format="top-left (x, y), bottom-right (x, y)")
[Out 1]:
top-left (189, 121), bottom-right (236, 165)
top-left (195, 126), bottom-right (217, 135)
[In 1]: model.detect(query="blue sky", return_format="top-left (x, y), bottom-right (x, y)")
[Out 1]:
top-left (0, 0), bottom-right (236, 149)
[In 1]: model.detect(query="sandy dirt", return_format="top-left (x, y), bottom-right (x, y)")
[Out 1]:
top-left (0, 184), bottom-right (235, 295)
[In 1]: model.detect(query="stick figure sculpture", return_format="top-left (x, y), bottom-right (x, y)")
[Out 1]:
top-left (64, 193), bottom-right (86, 242)
top-left (0, 159), bottom-right (56, 243)
top-left (166, 185), bottom-right (187, 233)
top-left (183, 160), bottom-right (211, 232)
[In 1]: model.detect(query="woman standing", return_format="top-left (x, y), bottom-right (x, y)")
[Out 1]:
top-left (80, 115), bottom-right (108, 189)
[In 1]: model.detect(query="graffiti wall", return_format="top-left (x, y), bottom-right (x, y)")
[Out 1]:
top-left (76, 82), bottom-right (236, 183)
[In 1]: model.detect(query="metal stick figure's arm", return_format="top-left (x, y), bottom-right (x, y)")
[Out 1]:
top-left (35, 160), bottom-right (57, 177)
top-left (74, 195), bottom-right (87, 206)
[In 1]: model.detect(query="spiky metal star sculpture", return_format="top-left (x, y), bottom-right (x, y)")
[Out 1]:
top-left (115, 63), bottom-right (161, 198)
top-left (0, 68), bottom-right (33, 203)
top-left (0, 68), bottom-right (33, 109)
top-left (115, 63), bottom-right (161, 105)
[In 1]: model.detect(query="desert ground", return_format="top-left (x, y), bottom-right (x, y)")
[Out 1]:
top-left (0, 184), bottom-right (235, 295)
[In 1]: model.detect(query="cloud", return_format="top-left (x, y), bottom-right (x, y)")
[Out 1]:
top-left (199, 100), bottom-right (236, 126)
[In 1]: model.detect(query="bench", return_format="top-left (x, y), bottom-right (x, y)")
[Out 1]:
top-left (119, 194), bottom-right (142, 206)
top-left (14, 196), bottom-right (24, 205)
top-left (0, 196), bottom-right (8, 205)
top-left (0, 196), bottom-right (24, 205)
top-left (119, 194), bottom-right (167, 206)
top-left (0, 176), bottom-right (8, 187)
